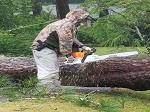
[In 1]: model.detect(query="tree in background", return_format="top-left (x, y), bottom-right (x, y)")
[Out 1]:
top-left (81, 0), bottom-right (150, 47)
top-left (0, 0), bottom-right (54, 56)
top-left (0, 0), bottom-right (15, 30)
top-left (55, 0), bottom-right (70, 19)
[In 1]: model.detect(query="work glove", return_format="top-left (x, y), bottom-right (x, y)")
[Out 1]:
top-left (66, 55), bottom-right (74, 63)
top-left (82, 46), bottom-right (92, 51)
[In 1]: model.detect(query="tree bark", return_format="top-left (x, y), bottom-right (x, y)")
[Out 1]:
top-left (55, 0), bottom-right (70, 19)
top-left (60, 57), bottom-right (150, 91)
top-left (0, 56), bottom-right (150, 90)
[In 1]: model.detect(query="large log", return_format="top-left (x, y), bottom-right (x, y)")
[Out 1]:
top-left (0, 56), bottom-right (150, 90)
top-left (60, 57), bottom-right (150, 91)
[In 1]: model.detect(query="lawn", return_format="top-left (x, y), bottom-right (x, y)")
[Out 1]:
top-left (0, 88), bottom-right (150, 112)
top-left (0, 47), bottom-right (150, 112)
top-left (94, 47), bottom-right (148, 56)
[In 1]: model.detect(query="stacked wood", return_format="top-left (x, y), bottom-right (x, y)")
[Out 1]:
top-left (0, 56), bottom-right (150, 90)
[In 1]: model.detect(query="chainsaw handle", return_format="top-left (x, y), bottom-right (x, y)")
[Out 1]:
top-left (81, 48), bottom-right (96, 63)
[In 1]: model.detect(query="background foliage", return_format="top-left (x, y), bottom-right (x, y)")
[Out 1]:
top-left (81, 0), bottom-right (150, 46)
top-left (0, 0), bottom-right (56, 56)
top-left (40, 0), bottom-right (86, 3)
top-left (0, 0), bottom-right (15, 30)
top-left (0, 0), bottom-right (149, 56)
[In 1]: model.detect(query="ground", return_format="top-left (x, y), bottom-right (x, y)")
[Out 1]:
top-left (0, 88), bottom-right (150, 112)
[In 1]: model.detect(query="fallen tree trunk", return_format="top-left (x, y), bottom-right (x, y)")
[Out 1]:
top-left (0, 56), bottom-right (150, 90)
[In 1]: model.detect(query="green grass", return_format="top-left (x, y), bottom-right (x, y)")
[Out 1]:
top-left (60, 88), bottom-right (150, 112)
top-left (0, 47), bottom-right (150, 112)
top-left (94, 47), bottom-right (148, 56)
top-left (0, 74), bottom-right (150, 112)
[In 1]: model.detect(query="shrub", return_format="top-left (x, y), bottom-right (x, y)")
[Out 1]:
top-left (0, 32), bottom-right (34, 56)
top-left (77, 28), bottom-right (101, 45)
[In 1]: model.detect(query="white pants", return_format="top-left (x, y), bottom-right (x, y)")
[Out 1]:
top-left (32, 48), bottom-right (61, 88)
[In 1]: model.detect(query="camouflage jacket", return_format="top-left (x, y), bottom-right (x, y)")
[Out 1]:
top-left (31, 9), bottom-right (89, 55)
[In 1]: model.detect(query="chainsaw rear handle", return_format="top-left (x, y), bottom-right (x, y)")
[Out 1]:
top-left (81, 48), bottom-right (96, 63)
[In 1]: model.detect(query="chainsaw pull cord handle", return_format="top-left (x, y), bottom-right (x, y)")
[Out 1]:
top-left (81, 48), bottom-right (96, 63)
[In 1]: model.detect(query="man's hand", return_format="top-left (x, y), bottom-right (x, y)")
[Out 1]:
top-left (82, 46), bottom-right (92, 51)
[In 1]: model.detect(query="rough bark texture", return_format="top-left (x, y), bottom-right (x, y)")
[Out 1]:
top-left (60, 57), bottom-right (150, 91)
top-left (0, 56), bottom-right (150, 90)
top-left (0, 57), bottom-right (36, 79)
top-left (55, 0), bottom-right (70, 19)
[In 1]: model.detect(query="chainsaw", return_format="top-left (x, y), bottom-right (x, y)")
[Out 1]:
top-left (64, 48), bottom-right (138, 65)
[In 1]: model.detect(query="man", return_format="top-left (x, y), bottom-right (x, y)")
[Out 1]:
top-left (31, 9), bottom-right (92, 91)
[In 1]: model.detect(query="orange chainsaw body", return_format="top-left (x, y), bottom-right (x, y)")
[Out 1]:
top-left (71, 52), bottom-right (86, 58)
